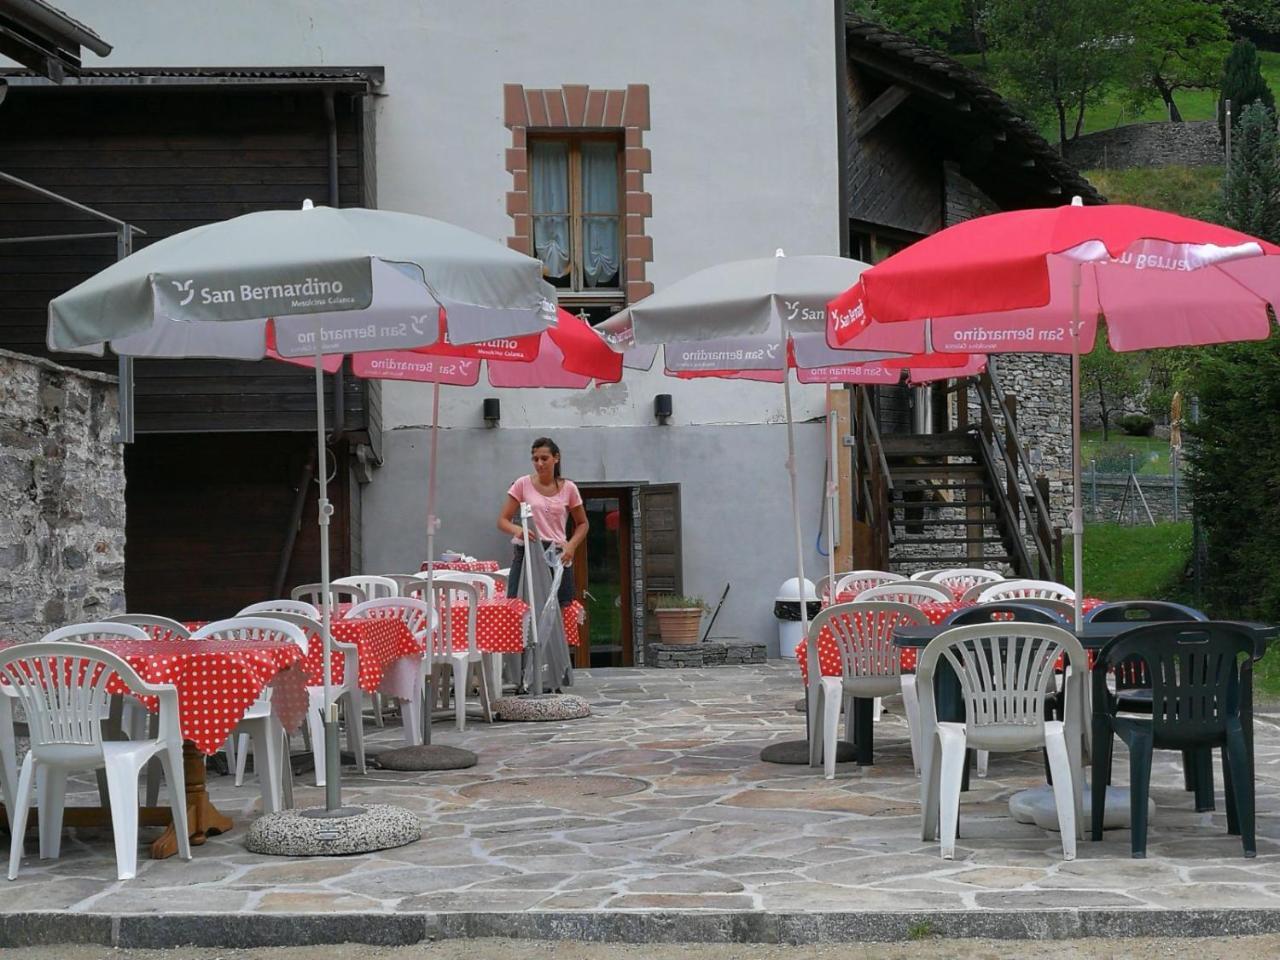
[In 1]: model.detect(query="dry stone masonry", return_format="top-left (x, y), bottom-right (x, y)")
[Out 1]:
top-left (1066, 121), bottom-right (1222, 171)
top-left (0, 349), bottom-right (125, 641)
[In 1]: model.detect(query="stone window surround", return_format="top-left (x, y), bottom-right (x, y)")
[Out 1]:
top-left (503, 83), bottom-right (653, 305)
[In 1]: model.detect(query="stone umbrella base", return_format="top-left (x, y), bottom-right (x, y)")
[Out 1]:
top-left (492, 694), bottom-right (591, 722)
top-left (760, 739), bottom-right (856, 765)
top-left (370, 744), bottom-right (478, 771)
top-left (245, 804), bottom-right (421, 857)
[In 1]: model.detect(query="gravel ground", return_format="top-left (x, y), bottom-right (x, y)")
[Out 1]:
top-left (10, 938), bottom-right (1280, 960)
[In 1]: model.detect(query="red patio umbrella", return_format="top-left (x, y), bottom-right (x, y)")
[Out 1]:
top-left (826, 198), bottom-right (1280, 625)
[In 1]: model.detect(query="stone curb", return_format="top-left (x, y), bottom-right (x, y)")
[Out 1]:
top-left (6, 908), bottom-right (1280, 948)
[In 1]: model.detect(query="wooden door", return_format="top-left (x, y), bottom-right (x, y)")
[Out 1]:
top-left (639, 484), bottom-right (683, 651)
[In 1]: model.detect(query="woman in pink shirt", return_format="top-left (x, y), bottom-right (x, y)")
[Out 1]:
top-left (497, 436), bottom-right (588, 607)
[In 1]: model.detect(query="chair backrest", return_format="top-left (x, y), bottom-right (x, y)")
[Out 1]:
top-left (809, 601), bottom-right (927, 680)
top-left (291, 582), bottom-right (367, 607)
top-left (944, 601), bottom-right (1066, 626)
top-left (101, 614), bottom-right (190, 640)
top-left (0, 642), bottom-right (155, 757)
top-left (441, 572), bottom-right (495, 598)
top-left (42, 622), bottom-right (151, 644)
top-left (191, 616), bottom-right (310, 653)
top-left (259, 612), bottom-right (323, 638)
top-left (1086, 600), bottom-right (1207, 624)
top-left (422, 581), bottom-right (479, 658)
top-left (346, 597), bottom-right (436, 649)
top-left (815, 572), bottom-right (852, 599)
top-left (918, 623), bottom-right (1085, 744)
top-left (333, 575), bottom-right (398, 600)
top-left (1093, 622), bottom-right (1254, 741)
top-left (382, 574), bottom-right (424, 597)
top-left (929, 568), bottom-right (1004, 596)
top-left (239, 599), bottom-right (321, 619)
top-left (833, 570), bottom-right (905, 599)
top-left (854, 581), bottom-right (952, 606)
top-left (491, 571), bottom-right (509, 596)
top-left (909, 569), bottom-right (946, 581)
top-left (977, 579), bottom-right (1075, 605)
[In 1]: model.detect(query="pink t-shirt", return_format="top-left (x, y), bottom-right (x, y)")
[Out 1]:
top-left (507, 475), bottom-right (582, 544)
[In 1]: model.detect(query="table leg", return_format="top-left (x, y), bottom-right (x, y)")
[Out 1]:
top-left (148, 742), bottom-right (233, 860)
top-left (852, 696), bottom-right (875, 765)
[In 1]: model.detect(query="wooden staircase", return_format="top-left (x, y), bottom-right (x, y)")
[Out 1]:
top-left (849, 363), bottom-right (1063, 580)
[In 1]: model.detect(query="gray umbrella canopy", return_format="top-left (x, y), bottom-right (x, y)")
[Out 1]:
top-left (48, 204), bottom-right (550, 354)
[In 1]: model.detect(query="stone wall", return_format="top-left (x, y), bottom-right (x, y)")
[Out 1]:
top-left (0, 349), bottom-right (125, 641)
top-left (1065, 121), bottom-right (1222, 171)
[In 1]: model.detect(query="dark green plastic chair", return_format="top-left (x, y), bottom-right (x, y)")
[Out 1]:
top-left (1090, 622), bottom-right (1256, 858)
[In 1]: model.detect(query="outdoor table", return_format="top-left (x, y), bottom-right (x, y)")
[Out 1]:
top-left (0, 634), bottom-right (307, 859)
top-left (311, 611), bottom-right (424, 693)
top-left (418, 559), bottom-right (501, 574)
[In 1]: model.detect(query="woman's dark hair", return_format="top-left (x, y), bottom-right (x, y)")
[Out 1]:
top-left (531, 436), bottom-right (561, 479)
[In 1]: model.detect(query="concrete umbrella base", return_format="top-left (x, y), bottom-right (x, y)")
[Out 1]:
top-left (492, 694), bottom-right (591, 722)
top-left (760, 739), bottom-right (856, 765)
top-left (370, 744), bottom-right (478, 771)
top-left (245, 804), bottom-right (421, 857)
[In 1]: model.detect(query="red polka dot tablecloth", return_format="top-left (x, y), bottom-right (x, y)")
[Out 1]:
top-left (418, 560), bottom-right (501, 574)
top-left (434, 598), bottom-right (585, 654)
top-left (0, 637), bottom-right (308, 756)
top-left (301, 615), bottom-right (423, 693)
top-left (796, 598), bottom-right (1104, 682)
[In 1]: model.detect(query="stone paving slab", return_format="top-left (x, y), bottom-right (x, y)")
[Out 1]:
top-left (3, 662), bottom-right (1280, 946)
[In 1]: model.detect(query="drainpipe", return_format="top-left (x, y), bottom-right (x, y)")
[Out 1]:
top-left (834, 0), bottom-right (850, 258)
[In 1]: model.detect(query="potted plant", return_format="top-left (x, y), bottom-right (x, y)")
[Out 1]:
top-left (651, 594), bottom-right (709, 645)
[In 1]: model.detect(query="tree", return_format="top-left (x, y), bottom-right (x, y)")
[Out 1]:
top-left (986, 0), bottom-right (1129, 152)
top-left (1081, 328), bottom-right (1144, 441)
top-left (1218, 39), bottom-right (1276, 145)
top-left (1122, 0), bottom-right (1229, 123)
top-left (846, 0), bottom-right (965, 47)
top-left (1223, 0), bottom-right (1280, 48)
top-left (1219, 101), bottom-right (1280, 241)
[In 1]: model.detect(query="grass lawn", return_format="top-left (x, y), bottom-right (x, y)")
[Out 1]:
top-left (954, 51), bottom-right (1280, 141)
top-left (1080, 429), bottom-right (1177, 476)
top-left (1065, 522), bottom-right (1280, 704)
top-left (1082, 166), bottom-right (1223, 220)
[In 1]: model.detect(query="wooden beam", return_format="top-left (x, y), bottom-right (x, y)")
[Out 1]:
top-left (852, 84), bottom-right (910, 140)
top-left (847, 49), bottom-right (957, 102)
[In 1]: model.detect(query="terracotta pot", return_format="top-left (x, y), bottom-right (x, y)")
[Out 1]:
top-left (654, 607), bottom-right (703, 644)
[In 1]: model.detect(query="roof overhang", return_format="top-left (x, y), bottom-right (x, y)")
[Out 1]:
top-left (0, 64), bottom-right (384, 93)
top-left (0, 0), bottom-right (110, 82)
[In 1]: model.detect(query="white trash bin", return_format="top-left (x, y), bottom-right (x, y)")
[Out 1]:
top-left (775, 577), bottom-right (819, 659)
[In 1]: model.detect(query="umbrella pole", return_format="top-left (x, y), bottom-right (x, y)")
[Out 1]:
top-left (1071, 263), bottom-right (1085, 631)
top-left (520, 505), bottom-right (542, 693)
top-left (421, 380), bottom-right (442, 745)
top-left (312, 330), bottom-right (341, 812)
top-left (780, 324), bottom-right (813, 751)
top-left (826, 410), bottom-right (839, 597)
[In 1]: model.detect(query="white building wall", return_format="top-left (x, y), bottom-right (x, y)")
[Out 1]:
top-left (49, 0), bottom-right (844, 652)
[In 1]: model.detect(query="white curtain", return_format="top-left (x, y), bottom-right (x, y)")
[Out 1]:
top-left (581, 142), bottom-right (620, 288)
top-left (531, 140), bottom-right (570, 280)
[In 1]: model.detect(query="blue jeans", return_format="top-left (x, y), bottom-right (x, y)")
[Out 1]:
top-left (509, 541), bottom-right (576, 607)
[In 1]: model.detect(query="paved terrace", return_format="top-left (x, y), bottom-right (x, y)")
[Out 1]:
top-left (5, 662), bottom-right (1280, 948)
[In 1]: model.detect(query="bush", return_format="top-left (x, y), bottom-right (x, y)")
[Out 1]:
top-left (1091, 444), bottom-right (1144, 474)
top-left (1118, 413), bottom-right (1155, 437)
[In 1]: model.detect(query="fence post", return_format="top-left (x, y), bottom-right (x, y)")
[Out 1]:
top-left (1171, 447), bottom-right (1179, 522)
top-left (1090, 458), bottom-right (1098, 521)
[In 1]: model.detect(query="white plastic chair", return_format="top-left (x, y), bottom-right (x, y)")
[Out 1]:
top-left (975, 579), bottom-right (1076, 605)
top-left (422, 581), bottom-right (491, 731)
top-left (928, 568), bottom-right (1004, 596)
top-left (916, 622), bottom-right (1086, 861)
top-left (3, 642), bottom-right (190, 880)
top-left (832, 570), bottom-right (905, 600)
top-left (854, 581), bottom-right (953, 606)
top-left (429, 572), bottom-right (496, 599)
top-left (103, 614), bottom-right (191, 641)
top-left (382, 574), bottom-right (424, 597)
top-left (909, 569), bottom-right (946, 581)
top-left (333, 575), bottom-right (398, 600)
top-left (191, 617), bottom-right (305, 814)
top-left (290, 582), bottom-right (367, 607)
top-left (230, 612), bottom-right (364, 789)
top-left (345, 597), bottom-right (435, 744)
top-left (239, 599), bottom-right (321, 619)
top-left (809, 602), bottom-right (928, 779)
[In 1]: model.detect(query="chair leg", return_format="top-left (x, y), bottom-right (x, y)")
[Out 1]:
top-left (1223, 744), bottom-right (1240, 837)
top-left (920, 730), bottom-right (942, 842)
top-left (1090, 716), bottom-right (1111, 842)
top-left (156, 745), bottom-right (191, 861)
top-left (452, 660), bottom-right (467, 732)
top-left (38, 767), bottom-right (68, 861)
top-left (1127, 731), bottom-right (1154, 859)
top-left (343, 691), bottom-right (367, 775)
top-left (1044, 727), bottom-right (1077, 861)
top-left (1225, 724), bottom-right (1256, 858)
top-left (1192, 745), bottom-right (1215, 812)
top-left (936, 726), bottom-right (968, 860)
top-left (900, 676), bottom-right (922, 778)
top-left (806, 682), bottom-right (820, 768)
top-left (872, 697), bottom-right (882, 722)
top-left (820, 680), bottom-right (842, 780)
top-left (976, 750), bottom-right (989, 778)
top-left (474, 663), bottom-right (494, 724)
top-left (8, 756), bottom-right (36, 879)
top-left (234, 733), bottom-right (249, 787)
top-left (1181, 748), bottom-right (1195, 792)
top-left (101, 759), bottom-right (143, 880)
top-left (307, 702), bottom-right (328, 788)
top-left (279, 727), bottom-right (295, 810)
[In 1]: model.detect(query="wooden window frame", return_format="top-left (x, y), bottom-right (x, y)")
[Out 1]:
top-left (530, 132), bottom-right (625, 296)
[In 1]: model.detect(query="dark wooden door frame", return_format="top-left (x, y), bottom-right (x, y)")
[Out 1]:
top-left (573, 484), bottom-right (634, 668)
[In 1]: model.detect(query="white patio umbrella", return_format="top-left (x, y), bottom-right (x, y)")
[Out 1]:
top-left (47, 201), bottom-right (553, 822)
